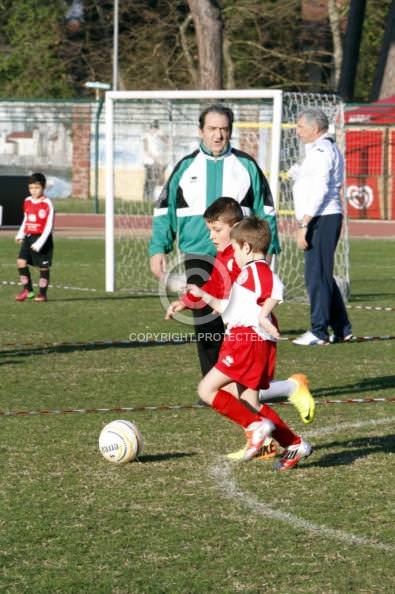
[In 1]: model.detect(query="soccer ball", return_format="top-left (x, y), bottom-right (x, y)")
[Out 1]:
top-left (165, 272), bottom-right (187, 294)
top-left (99, 420), bottom-right (143, 464)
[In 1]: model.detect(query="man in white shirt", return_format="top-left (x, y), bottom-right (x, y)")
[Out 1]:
top-left (290, 108), bottom-right (352, 346)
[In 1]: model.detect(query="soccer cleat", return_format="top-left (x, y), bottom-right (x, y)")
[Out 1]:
top-left (275, 439), bottom-right (312, 471)
top-left (34, 294), bottom-right (48, 302)
top-left (254, 438), bottom-right (279, 460)
top-left (15, 289), bottom-right (35, 302)
top-left (288, 374), bottom-right (315, 424)
top-left (292, 330), bottom-right (329, 346)
top-left (329, 333), bottom-right (354, 344)
top-left (227, 437), bottom-right (278, 461)
top-left (243, 419), bottom-right (274, 462)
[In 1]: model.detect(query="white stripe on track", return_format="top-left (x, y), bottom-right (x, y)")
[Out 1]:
top-left (210, 416), bottom-right (395, 552)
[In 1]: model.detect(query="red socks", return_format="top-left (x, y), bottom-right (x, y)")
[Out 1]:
top-left (210, 390), bottom-right (300, 448)
top-left (259, 403), bottom-right (300, 447)
top-left (212, 389), bottom-right (263, 428)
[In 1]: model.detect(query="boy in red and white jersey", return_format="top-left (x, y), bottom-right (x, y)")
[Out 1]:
top-left (15, 172), bottom-right (54, 302)
top-left (166, 198), bottom-right (315, 443)
top-left (188, 216), bottom-right (313, 470)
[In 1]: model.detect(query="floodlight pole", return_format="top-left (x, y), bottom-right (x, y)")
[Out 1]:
top-left (113, 0), bottom-right (119, 91)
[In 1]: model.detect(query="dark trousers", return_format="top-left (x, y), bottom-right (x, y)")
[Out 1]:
top-left (185, 255), bottom-right (225, 377)
top-left (305, 214), bottom-right (352, 341)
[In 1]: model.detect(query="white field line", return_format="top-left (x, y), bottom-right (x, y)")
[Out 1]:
top-left (210, 416), bottom-right (395, 552)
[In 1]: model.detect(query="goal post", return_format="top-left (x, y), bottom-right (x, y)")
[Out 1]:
top-left (103, 90), bottom-right (349, 300)
top-left (104, 89), bottom-right (283, 292)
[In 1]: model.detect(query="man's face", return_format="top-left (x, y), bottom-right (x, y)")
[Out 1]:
top-left (28, 183), bottom-right (44, 199)
top-left (199, 112), bottom-right (231, 156)
top-left (296, 116), bottom-right (321, 144)
top-left (206, 219), bottom-right (233, 252)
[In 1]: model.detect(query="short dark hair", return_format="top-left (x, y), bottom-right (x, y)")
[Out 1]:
top-left (199, 104), bottom-right (234, 136)
top-left (28, 172), bottom-right (46, 187)
top-left (204, 197), bottom-right (243, 226)
top-left (230, 216), bottom-right (271, 255)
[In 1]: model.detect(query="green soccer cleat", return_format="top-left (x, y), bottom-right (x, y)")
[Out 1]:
top-left (288, 373), bottom-right (315, 424)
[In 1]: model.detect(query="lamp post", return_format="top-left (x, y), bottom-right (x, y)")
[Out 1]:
top-left (85, 81), bottom-right (111, 213)
top-left (113, 0), bottom-right (119, 91)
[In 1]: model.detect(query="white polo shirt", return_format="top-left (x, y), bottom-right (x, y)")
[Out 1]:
top-left (291, 133), bottom-right (344, 221)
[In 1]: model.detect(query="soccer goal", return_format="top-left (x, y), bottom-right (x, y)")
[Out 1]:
top-left (104, 90), bottom-right (349, 301)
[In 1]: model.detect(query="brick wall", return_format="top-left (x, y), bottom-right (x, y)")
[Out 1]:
top-left (71, 105), bottom-right (91, 199)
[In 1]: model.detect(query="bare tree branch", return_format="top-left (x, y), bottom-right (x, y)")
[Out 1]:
top-left (179, 14), bottom-right (199, 87)
top-left (327, 0), bottom-right (343, 88)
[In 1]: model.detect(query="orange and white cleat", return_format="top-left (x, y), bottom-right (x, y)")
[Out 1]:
top-left (243, 419), bottom-right (274, 462)
top-left (275, 439), bottom-right (312, 471)
top-left (227, 436), bottom-right (278, 461)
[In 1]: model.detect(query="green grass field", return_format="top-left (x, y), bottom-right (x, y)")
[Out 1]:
top-left (0, 237), bottom-right (394, 594)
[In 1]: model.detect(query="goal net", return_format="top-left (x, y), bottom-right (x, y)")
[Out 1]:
top-left (104, 90), bottom-right (349, 301)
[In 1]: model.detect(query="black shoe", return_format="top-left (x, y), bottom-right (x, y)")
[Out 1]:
top-left (329, 333), bottom-right (354, 344)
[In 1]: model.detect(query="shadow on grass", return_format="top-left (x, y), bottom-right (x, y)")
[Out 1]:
top-left (350, 293), bottom-right (395, 302)
top-left (0, 339), bottom-right (194, 359)
top-left (313, 375), bottom-right (395, 397)
top-left (53, 294), bottom-right (159, 302)
top-left (0, 359), bottom-right (23, 366)
top-left (138, 451), bottom-right (197, 463)
top-left (307, 433), bottom-right (395, 468)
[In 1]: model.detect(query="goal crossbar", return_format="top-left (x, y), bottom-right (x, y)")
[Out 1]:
top-left (104, 89), bottom-right (283, 292)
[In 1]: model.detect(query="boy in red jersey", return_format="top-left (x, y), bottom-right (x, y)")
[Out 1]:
top-left (166, 198), bottom-right (315, 438)
top-left (15, 173), bottom-right (54, 302)
top-left (188, 216), bottom-right (313, 470)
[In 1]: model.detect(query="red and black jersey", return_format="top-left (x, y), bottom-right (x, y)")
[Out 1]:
top-left (181, 243), bottom-right (241, 309)
top-left (16, 196), bottom-right (54, 251)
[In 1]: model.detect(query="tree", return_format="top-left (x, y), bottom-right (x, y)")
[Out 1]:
top-left (186, 0), bottom-right (223, 89)
top-left (0, 0), bottom-right (73, 98)
top-left (0, 0), bottom-right (391, 100)
top-left (371, 0), bottom-right (395, 100)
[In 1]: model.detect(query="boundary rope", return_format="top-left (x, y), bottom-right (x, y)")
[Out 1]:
top-left (1, 280), bottom-right (394, 311)
top-left (1, 335), bottom-right (394, 352)
top-left (1, 397), bottom-right (394, 418)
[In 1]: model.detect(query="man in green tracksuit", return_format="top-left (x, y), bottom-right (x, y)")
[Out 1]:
top-left (149, 103), bottom-right (280, 376)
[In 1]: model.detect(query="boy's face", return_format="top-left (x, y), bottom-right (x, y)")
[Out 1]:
top-left (206, 219), bottom-right (233, 252)
top-left (29, 183), bottom-right (44, 199)
top-left (231, 239), bottom-right (251, 268)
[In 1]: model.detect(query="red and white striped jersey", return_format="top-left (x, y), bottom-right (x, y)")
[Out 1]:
top-left (16, 196), bottom-right (54, 250)
top-left (222, 259), bottom-right (283, 341)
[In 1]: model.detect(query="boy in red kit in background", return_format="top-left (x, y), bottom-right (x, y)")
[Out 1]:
top-left (188, 216), bottom-right (313, 470)
top-left (15, 173), bottom-right (54, 302)
top-left (166, 198), bottom-right (315, 457)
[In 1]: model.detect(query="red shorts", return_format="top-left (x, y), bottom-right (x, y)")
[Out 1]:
top-left (215, 326), bottom-right (276, 390)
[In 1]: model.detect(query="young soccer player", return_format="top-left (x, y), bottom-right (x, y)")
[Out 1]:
top-left (15, 172), bottom-right (54, 302)
top-left (187, 216), bottom-right (312, 470)
top-left (165, 197), bottom-right (315, 431)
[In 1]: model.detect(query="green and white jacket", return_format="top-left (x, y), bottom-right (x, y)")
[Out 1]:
top-left (149, 143), bottom-right (280, 257)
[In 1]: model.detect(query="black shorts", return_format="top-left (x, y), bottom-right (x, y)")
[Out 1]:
top-left (18, 234), bottom-right (54, 267)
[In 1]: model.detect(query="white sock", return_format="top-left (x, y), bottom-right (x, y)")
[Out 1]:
top-left (258, 379), bottom-right (297, 402)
